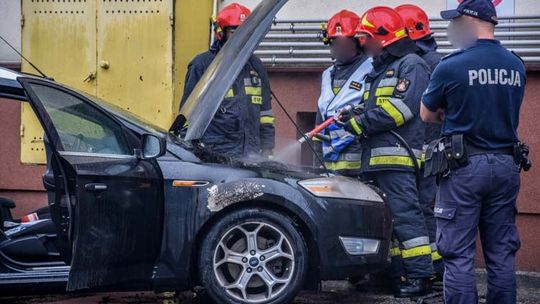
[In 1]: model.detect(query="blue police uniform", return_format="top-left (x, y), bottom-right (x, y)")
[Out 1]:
top-left (180, 40), bottom-right (275, 158)
top-left (416, 36), bottom-right (445, 276)
top-left (422, 38), bottom-right (526, 304)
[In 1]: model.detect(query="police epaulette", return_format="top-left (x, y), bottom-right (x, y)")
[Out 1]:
top-left (441, 49), bottom-right (464, 61)
top-left (511, 51), bottom-right (525, 64)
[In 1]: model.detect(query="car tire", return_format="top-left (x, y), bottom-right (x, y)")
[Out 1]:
top-left (198, 208), bottom-right (308, 304)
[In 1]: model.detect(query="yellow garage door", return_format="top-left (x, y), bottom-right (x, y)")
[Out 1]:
top-left (21, 0), bottom-right (97, 164)
top-left (96, 0), bottom-right (174, 130)
top-left (19, 0), bottom-right (212, 164)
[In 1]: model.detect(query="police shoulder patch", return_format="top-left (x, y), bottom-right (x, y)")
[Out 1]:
top-left (385, 69), bottom-right (395, 77)
top-left (349, 81), bottom-right (363, 91)
top-left (395, 79), bottom-right (410, 93)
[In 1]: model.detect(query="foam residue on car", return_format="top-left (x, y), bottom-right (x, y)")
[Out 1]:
top-left (206, 181), bottom-right (265, 212)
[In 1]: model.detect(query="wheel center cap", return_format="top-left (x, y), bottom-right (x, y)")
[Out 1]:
top-left (248, 257), bottom-right (259, 267)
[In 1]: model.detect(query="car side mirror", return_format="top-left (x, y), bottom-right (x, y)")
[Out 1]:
top-left (139, 134), bottom-right (166, 159)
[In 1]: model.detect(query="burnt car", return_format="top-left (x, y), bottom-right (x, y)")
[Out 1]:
top-left (0, 1), bottom-right (391, 303)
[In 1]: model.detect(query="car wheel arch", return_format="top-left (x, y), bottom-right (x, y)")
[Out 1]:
top-left (190, 199), bottom-right (321, 289)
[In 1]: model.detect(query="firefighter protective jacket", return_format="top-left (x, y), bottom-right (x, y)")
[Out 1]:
top-left (180, 41), bottom-right (275, 157)
top-left (356, 38), bottom-right (430, 172)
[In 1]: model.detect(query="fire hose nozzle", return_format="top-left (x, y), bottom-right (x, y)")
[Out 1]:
top-left (297, 117), bottom-right (336, 144)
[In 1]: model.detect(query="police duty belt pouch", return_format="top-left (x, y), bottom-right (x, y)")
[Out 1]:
top-left (447, 134), bottom-right (469, 169)
top-left (423, 138), bottom-right (448, 178)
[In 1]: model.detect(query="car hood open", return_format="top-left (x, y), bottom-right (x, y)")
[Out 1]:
top-left (179, 0), bottom-right (288, 141)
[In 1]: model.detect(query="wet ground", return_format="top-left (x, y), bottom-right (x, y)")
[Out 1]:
top-left (2, 272), bottom-right (539, 304)
top-left (0, 290), bottom-right (428, 304)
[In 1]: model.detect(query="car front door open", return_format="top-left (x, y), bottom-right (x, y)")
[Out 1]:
top-left (17, 78), bottom-right (163, 291)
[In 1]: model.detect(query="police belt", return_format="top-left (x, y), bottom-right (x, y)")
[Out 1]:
top-left (424, 134), bottom-right (518, 179)
top-left (467, 145), bottom-right (513, 156)
top-left (468, 143), bottom-right (531, 172)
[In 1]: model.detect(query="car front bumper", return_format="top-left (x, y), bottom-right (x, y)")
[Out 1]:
top-left (310, 196), bottom-right (392, 280)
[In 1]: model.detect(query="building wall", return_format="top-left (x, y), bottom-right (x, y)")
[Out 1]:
top-left (3, 0), bottom-right (540, 63)
top-left (0, 98), bottom-right (47, 218)
top-left (515, 0), bottom-right (540, 15)
top-left (219, 0), bottom-right (540, 19)
top-left (221, 0), bottom-right (446, 18)
top-left (0, 1), bottom-right (21, 65)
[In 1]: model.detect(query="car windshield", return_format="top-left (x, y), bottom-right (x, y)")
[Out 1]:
top-left (81, 90), bottom-right (315, 171)
top-left (80, 91), bottom-right (168, 136)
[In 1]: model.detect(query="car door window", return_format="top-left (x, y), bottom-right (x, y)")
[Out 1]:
top-left (28, 84), bottom-right (131, 155)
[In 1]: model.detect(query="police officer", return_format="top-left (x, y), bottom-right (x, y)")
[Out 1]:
top-left (396, 4), bottom-right (445, 279)
top-left (338, 6), bottom-right (433, 297)
top-left (315, 10), bottom-right (372, 176)
top-left (421, 1), bottom-right (526, 303)
top-left (180, 3), bottom-right (275, 158)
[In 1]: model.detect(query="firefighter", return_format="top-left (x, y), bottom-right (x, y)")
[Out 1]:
top-left (421, 0), bottom-right (526, 303)
top-left (314, 10), bottom-right (372, 175)
top-left (395, 4), bottom-right (444, 279)
top-left (337, 6), bottom-right (433, 297)
top-left (179, 3), bottom-right (275, 158)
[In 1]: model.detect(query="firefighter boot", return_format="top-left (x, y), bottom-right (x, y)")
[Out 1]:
top-left (395, 278), bottom-right (432, 298)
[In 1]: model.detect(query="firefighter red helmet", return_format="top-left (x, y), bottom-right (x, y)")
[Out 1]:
top-left (395, 4), bottom-right (433, 41)
top-left (357, 6), bottom-right (408, 48)
top-left (214, 3), bottom-right (251, 40)
top-left (326, 10), bottom-right (361, 39)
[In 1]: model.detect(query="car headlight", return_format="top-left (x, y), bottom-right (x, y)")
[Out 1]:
top-left (298, 176), bottom-right (383, 203)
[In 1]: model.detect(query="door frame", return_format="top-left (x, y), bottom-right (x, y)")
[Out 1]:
top-left (16, 77), bottom-right (164, 290)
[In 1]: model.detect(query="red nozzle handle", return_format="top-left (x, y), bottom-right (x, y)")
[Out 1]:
top-left (307, 117), bottom-right (335, 138)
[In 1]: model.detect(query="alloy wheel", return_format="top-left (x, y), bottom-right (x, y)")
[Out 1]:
top-left (213, 222), bottom-right (295, 303)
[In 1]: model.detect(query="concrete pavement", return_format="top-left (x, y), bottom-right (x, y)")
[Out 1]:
top-left (2, 272), bottom-right (539, 304)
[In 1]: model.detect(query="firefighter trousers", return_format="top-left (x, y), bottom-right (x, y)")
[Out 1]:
top-left (369, 171), bottom-right (433, 279)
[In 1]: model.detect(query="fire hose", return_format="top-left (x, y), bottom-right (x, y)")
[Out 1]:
top-left (297, 113), bottom-right (422, 185)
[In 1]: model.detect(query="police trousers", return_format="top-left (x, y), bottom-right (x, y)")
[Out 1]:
top-left (419, 173), bottom-right (444, 275)
top-left (369, 171), bottom-right (433, 279)
top-left (436, 154), bottom-right (521, 304)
